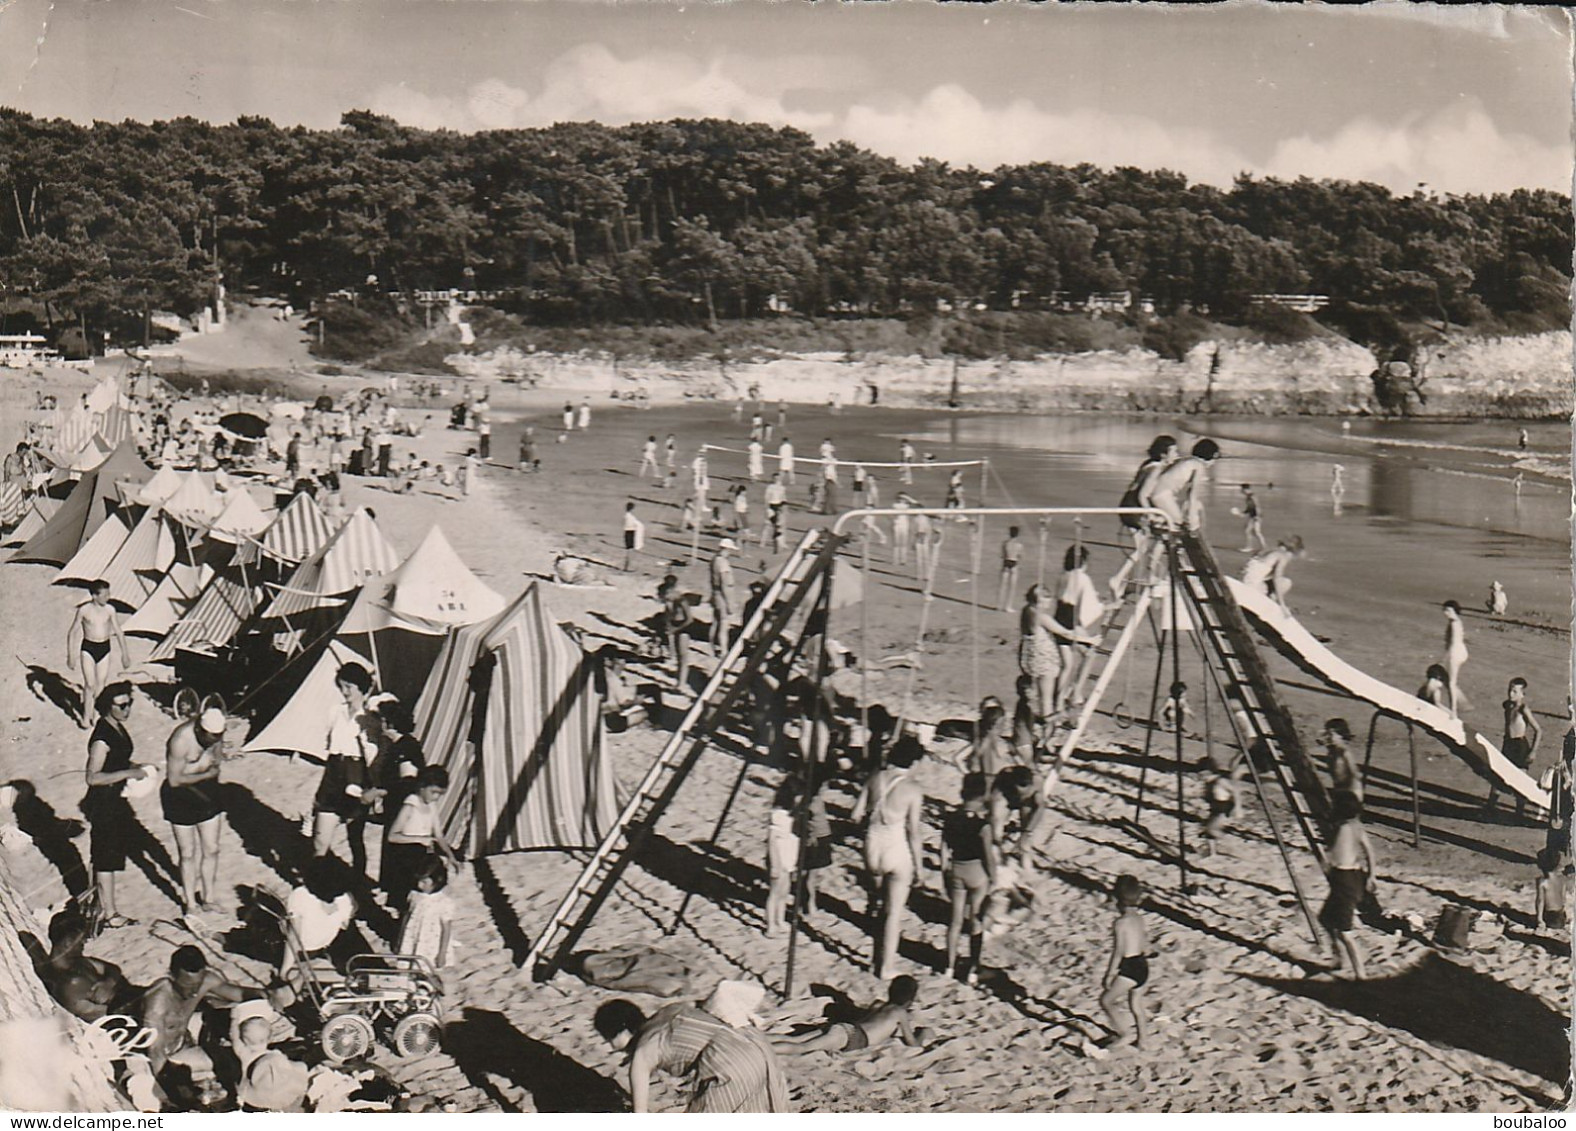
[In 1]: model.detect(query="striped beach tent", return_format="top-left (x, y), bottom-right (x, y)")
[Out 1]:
top-left (415, 583), bottom-right (619, 855)
top-left (94, 506), bottom-right (176, 609)
top-left (264, 508), bottom-right (398, 621)
top-left (54, 512), bottom-right (134, 589)
top-left (257, 490), bottom-right (333, 566)
top-left (240, 639), bottom-right (372, 757)
top-left (124, 560), bottom-right (211, 637)
top-left (337, 524), bottom-right (505, 707)
top-left (11, 442), bottom-right (151, 565)
top-left (49, 407), bottom-right (98, 463)
top-left (49, 432), bottom-right (113, 473)
top-left (0, 480), bottom-right (24, 526)
top-left (150, 569), bottom-right (263, 662)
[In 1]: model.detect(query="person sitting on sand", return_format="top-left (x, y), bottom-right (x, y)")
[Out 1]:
top-left (1319, 791), bottom-right (1376, 980)
top-left (1147, 438), bottom-right (1221, 532)
top-left (1241, 535), bottom-right (1305, 616)
top-left (1417, 664), bottom-right (1452, 714)
top-left (37, 910), bottom-right (129, 1023)
top-left (772, 975), bottom-right (928, 1055)
top-left (851, 734), bottom-right (926, 978)
top-left (1095, 874), bottom-right (1152, 1054)
top-left (1486, 579), bottom-right (1507, 616)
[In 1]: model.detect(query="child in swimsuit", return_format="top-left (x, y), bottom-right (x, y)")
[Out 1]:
top-left (772, 976), bottom-right (927, 1055)
top-left (1096, 874), bottom-right (1151, 1054)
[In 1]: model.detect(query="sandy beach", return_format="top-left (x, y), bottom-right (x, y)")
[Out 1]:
top-left (0, 323), bottom-right (1569, 1112)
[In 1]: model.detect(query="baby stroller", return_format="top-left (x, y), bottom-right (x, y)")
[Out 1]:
top-left (253, 890), bottom-right (445, 1064)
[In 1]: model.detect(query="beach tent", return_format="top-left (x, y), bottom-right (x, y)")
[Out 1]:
top-left (207, 488), bottom-right (273, 544)
top-left (99, 403), bottom-right (139, 448)
top-left (337, 525), bottom-right (505, 706)
top-left (256, 490), bottom-right (334, 567)
top-left (150, 568), bottom-right (264, 662)
top-left (4, 497), bottom-right (61, 546)
top-left (264, 507), bottom-right (399, 621)
top-left (10, 442), bottom-right (152, 565)
top-left (0, 480), bottom-right (24, 527)
top-left (162, 472), bottom-right (223, 528)
top-left (134, 465), bottom-right (184, 506)
top-left (124, 560), bottom-right (211, 637)
top-left (415, 583), bottom-right (619, 855)
top-left (91, 506), bottom-right (177, 609)
top-left (54, 512), bottom-right (134, 590)
top-left (240, 639), bottom-right (373, 757)
top-left (48, 407), bottom-right (98, 465)
top-left (48, 432), bottom-right (113, 473)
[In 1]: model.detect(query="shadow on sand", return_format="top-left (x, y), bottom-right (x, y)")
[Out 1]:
top-left (444, 1006), bottom-right (625, 1112)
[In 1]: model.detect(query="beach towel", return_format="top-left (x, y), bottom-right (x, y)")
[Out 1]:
top-left (580, 946), bottom-right (695, 997)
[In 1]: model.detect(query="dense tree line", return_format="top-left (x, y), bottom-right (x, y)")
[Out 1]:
top-left (0, 108), bottom-right (1568, 350)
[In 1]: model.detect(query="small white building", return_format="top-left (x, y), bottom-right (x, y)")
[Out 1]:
top-left (0, 334), bottom-right (57, 368)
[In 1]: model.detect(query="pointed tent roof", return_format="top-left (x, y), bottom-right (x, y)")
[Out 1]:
top-left (135, 465), bottom-right (184, 506)
top-left (54, 512), bottom-right (134, 589)
top-left (339, 525), bottom-right (505, 636)
top-left (50, 407), bottom-right (98, 463)
top-left (5, 497), bottom-right (61, 546)
top-left (208, 489), bottom-right (272, 544)
top-left (241, 639), bottom-right (373, 756)
top-left (124, 560), bottom-right (210, 638)
top-left (51, 433), bottom-right (113, 473)
top-left (414, 583), bottom-right (619, 855)
top-left (95, 507), bottom-right (176, 609)
top-left (11, 442), bottom-right (151, 565)
top-left (149, 569), bottom-right (263, 662)
top-left (83, 376), bottom-right (124, 415)
top-left (163, 472), bottom-right (223, 527)
top-left (265, 508), bottom-right (399, 620)
top-left (258, 491), bottom-right (333, 566)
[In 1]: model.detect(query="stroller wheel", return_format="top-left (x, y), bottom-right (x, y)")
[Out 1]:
top-left (393, 1012), bottom-right (442, 1058)
top-left (321, 1013), bottom-right (375, 1064)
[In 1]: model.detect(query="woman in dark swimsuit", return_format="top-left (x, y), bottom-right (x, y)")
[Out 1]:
top-left (83, 683), bottom-right (148, 927)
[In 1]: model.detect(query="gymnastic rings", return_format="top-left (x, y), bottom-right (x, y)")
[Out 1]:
top-left (1111, 701), bottom-right (1134, 730)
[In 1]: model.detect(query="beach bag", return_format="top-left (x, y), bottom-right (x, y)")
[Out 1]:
top-left (1434, 904), bottom-right (1475, 949)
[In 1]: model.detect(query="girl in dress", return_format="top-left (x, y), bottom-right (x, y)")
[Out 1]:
top-left (399, 858), bottom-right (456, 971)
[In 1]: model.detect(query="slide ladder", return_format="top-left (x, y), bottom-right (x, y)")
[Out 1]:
top-left (1173, 531), bottom-right (1331, 861)
top-left (522, 529), bottom-right (844, 980)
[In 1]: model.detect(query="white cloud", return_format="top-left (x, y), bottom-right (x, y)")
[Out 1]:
top-left (366, 47), bottom-right (1568, 196)
top-left (1262, 101), bottom-right (1570, 196)
top-left (838, 84), bottom-right (1254, 182)
top-left (368, 44), bottom-right (836, 135)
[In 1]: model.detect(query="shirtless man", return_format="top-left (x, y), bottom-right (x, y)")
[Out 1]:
top-left (38, 911), bottom-right (129, 1023)
top-left (1487, 677), bottom-right (1541, 817)
top-left (163, 709), bottom-right (227, 914)
top-left (1321, 718), bottom-right (1363, 806)
top-left (67, 580), bottom-right (130, 730)
top-left (138, 945), bottom-right (259, 1079)
top-left (851, 736), bottom-right (925, 977)
top-left (1147, 439), bottom-right (1221, 532)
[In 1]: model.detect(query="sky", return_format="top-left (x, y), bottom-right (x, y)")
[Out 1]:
top-left (0, 0), bottom-right (1570, 197)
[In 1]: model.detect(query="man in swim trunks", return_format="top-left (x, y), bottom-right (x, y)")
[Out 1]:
top-left (772, 975), bottom-right (927, 1055)
top-left (851, 735), bottom-right (925, 978)
top-left (67, 579), bottom-right (130, 731)
top-left (1147, 438), bottom-right (1221, 532)
top-left (138, 944), bottom-right (258, 1083)
top-left (1318, 791), bottom-right (1375, 980)
top-left (996, 526), bottom-right (1023, 611)
top-left (38, 910), bottom-right (130, 1023)
top-left (1487, 676), bottom-right (1541, 818)
top-left (163, 708), bottom-right (228, 914)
